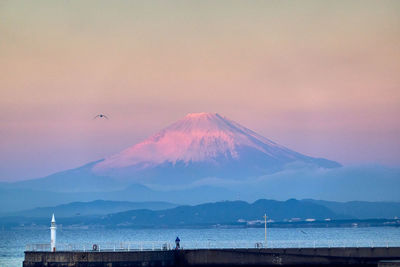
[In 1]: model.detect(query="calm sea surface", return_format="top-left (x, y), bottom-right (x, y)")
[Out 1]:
top-left (1, 227), bottom-right (400, 267)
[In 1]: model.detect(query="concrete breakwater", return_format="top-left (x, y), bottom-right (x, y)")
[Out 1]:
top-left (24, 247), bottom-right (400, 267)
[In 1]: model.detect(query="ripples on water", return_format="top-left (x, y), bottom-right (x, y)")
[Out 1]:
top-left (1, 227), bottom-right (400, 267)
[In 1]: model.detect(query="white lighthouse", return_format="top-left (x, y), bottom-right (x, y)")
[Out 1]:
top-left (50, 214), bottom-right (56, 252)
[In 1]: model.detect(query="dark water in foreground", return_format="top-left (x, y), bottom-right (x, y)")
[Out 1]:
top-left (1, 227), bottom-right (400, 267)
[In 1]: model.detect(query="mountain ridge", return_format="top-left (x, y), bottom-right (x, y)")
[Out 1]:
top-left (2, 198), bottom-right (400, 228)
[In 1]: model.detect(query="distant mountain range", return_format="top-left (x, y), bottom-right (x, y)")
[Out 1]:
top-left (100, 199), bottom-right (339, 227)
top-left (1, 199), bottom-right (399, 228)
top-left (1, 200), bottom-right (177, 218)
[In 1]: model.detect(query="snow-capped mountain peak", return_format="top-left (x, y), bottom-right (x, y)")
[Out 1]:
top-left (92, 113), bottom-right (340, 176)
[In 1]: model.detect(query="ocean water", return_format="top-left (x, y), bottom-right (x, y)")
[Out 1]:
top-left (1, 227), bottom-right (400, 267)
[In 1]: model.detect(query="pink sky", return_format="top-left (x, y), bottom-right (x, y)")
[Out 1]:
top-left (1, 1), bottom-right (400, 181)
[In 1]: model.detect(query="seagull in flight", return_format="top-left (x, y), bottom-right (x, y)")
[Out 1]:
top-left (94, 114), bottom-right (109, 119)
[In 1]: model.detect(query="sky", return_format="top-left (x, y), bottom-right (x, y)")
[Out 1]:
top-left (0, 0), bottom-right (399, 181)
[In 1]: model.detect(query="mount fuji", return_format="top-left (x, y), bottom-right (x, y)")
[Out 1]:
top-left (7, 113), bottom-right (341, 192)
top-left (91, 112), bottom-right (340, 184)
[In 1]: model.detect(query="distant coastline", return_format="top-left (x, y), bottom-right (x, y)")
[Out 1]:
top-left (3, 218), bottom-right (400, 230)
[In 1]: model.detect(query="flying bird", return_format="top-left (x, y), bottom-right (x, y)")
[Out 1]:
top-left (94, 114), bottom-right (109, 119)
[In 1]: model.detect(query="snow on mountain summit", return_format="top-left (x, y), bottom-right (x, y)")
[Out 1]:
top-left (93, 113), bottom-right (340, 175)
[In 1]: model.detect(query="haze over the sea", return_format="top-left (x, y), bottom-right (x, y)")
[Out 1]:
top-left (1, 0), bottom-right (399, 181)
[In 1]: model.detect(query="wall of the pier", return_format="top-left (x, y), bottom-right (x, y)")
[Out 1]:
top-left (23, 247), bottom-right (400, 267)
top-left (24, 250), bottom-right (176, 267)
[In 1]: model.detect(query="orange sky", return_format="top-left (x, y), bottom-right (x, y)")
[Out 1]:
top-left (1, 0), bottom-right (399, 181)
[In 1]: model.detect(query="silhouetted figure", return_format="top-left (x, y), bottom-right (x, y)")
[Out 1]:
top-left (175, 237), bottom-right (180, 250)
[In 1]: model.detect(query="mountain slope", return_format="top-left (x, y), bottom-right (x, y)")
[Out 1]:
top-left (92, 113), bottom-right (340, 183)
top-left (303, 199), bottom-right (400, 219)
top-left (1, 160), bottom-right (122, 193)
